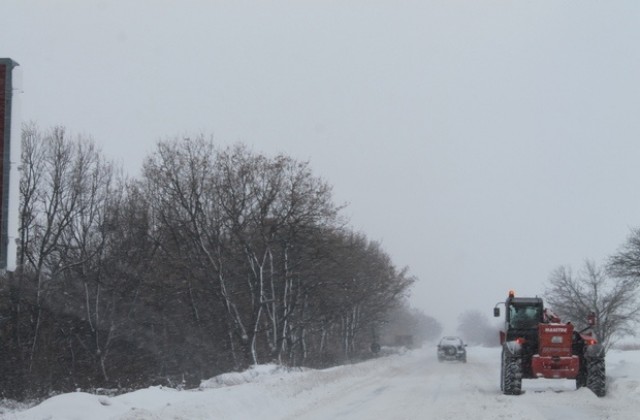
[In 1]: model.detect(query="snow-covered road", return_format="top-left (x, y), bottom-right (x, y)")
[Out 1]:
top-left (5, 345), bottom-right (640, 419)
top-left (278, 346), bottom-right (626, 420)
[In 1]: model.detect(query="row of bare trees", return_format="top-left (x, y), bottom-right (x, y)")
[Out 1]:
top-left (544, 230), bottom-right (640, 351)
top-left (0, 125), bottom-right (416, 399)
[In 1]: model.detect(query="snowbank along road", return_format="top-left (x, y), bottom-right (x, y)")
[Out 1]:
top-left (6, 345), bottom-right (640, 420)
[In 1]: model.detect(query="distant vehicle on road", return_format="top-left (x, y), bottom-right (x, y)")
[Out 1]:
top-left (437, 336), bottom-right (467, 363)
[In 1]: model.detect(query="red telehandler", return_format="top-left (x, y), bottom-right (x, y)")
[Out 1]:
top-left (493, 290), bottom-right (606, 397)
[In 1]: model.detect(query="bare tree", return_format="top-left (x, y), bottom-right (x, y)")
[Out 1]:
top-left (1, 124), bottom-right (131, 394)
top-left (609, 228), bottom-right (640, 280)
top-left (54, 141), bottom-right (122, 383)
top-left (544, 260), bottom-right (640, 350)
top-left (380, 303), bottom-right (442, 346)
top-left (299, 231), bottom-right (413, 362)
top-left (1, 128), bottom-right (422, 397)
top-left (142, 138), bottom-right (346, 367)
top-left (18, 126), bottom-right (91, 374)
top-left (141, 137), bottom-right (245, 368)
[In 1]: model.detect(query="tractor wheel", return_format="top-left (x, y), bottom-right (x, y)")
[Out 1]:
top-left (575, 369), bottom-right (587, 389)
top-left (586, 357), bottom-right (606, 397)
top-left (500, 351), bottom-right (504, 391)
top-left (501, 350), bottom-right (522, 395)
top-left (576, 357), bottom-right (587, 390)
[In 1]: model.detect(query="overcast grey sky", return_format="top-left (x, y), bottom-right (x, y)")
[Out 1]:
top-left (3, 0), bottom-right (640, 333)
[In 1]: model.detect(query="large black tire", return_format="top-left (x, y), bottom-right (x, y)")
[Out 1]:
top-left (586, 357), bottom-right (606, 397)
top-left (500, 351), bottom-right (505, 392)
top-left (575, 369), bottom-right (587, 389)
top-left (501, 350), bottom-right (522, 395)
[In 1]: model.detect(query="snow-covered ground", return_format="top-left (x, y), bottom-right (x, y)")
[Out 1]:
top-left (3, 345), bottom-right (640, 420)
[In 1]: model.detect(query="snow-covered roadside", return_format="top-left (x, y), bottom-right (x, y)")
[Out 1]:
top-left (4, 345), bottom-right (640, 420)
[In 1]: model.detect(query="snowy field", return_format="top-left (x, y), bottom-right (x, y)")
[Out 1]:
top-left (3, 344), bottom-right (640, 420)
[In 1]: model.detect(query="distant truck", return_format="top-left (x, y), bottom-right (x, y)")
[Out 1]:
top-left (493, 290), bottom-right (606, 396)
